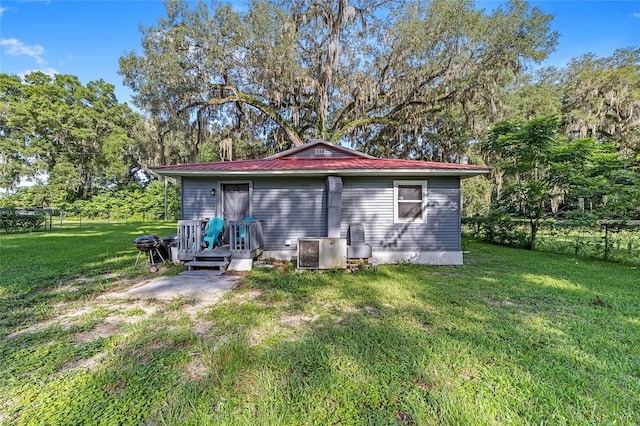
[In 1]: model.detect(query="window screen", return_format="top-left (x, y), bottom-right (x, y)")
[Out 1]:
top-left (394, 182), bottom-right (425, 223)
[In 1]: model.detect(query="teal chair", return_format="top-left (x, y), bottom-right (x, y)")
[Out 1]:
top-left (235, 217), bottom-right (255, 248)
top-left (202, 217), bottom-right (224, 250)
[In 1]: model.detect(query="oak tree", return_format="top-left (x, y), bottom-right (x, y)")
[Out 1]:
top-left (119, 0), bottom-right (557, 161)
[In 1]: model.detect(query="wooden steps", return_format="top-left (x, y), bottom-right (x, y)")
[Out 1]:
top-left (186, 260), bottom-right (229, 268)
top-left (182, 248), bottom-right (230, 276)
top-left (180, 269), bottom-right (225, 277)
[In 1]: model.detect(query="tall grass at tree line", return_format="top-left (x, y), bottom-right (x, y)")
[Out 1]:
top-left (1, 224), bottom-right (639, 424)
top-left (463, 217), bottom-right (640, 265)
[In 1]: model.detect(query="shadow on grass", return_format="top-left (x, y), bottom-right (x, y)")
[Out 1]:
top-left (0, 222), bottom-right (177, 329)
top-left (2, 240), bottom-right (639, 424)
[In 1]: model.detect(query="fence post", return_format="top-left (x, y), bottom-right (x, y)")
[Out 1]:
top-left (603, 225), bottom-right (610, 261)
top-left (164, 177), bottom-right (168, 221)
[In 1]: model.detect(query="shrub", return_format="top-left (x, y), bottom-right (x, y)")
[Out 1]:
top-left (463, 208), bottom-right (529, 248)
top-left (0, 208), bottom-right (45, 233)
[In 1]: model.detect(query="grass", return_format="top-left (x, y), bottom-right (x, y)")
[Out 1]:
top-left (1, 224), bottom-right (639, 425)
top-left (0, 222), bottom-right (178, 329)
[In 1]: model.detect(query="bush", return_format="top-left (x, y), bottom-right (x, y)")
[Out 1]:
top-left (0, 208), bottom-right (45, 233)
top-left (70, 181), bottom-right (181, 221)
top-left (463, 209), bottom-right (529, 248)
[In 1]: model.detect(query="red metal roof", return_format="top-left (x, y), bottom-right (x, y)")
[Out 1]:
top-left (152, 157), bottom-right (489, 175)
top-left (151, 139), bottom-right (489, 176)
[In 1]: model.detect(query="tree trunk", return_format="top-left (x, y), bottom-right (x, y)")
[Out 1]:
top-left (529, 218), bottom-right (538, 250)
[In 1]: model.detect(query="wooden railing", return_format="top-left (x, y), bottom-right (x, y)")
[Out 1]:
top-left (177, 218), bottom-right (264, 261)
top-left (176, 219), bottom-right (206, 261)
top-left (229, 219), bottom-right (264, 259)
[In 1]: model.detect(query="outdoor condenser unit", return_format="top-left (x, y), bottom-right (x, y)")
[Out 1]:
top-left (297, 238), bottom-right (347, 270)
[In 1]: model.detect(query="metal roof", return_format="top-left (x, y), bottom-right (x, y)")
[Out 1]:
top-left (151, 157), bottom-right (490, 178)
top-left (151, 139), bottom-right (489, 178)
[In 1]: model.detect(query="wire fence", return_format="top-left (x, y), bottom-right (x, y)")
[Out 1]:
top-left (0, 208), bottom-right (180, 233)
top-left (463, 217), bottom-right (640, 265)
top-left (536, 221), bottom-right (640, 264)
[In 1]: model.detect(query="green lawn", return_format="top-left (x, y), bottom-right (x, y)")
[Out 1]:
top-left (1, 224), bottom-right (639, 425)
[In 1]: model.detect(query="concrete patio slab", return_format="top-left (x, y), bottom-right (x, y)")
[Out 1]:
top-left (100, 275), bottom-right (241, 302)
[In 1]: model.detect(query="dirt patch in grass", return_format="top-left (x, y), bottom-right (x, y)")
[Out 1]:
top-left (6, 291), bottom-right (220, 345)
top-left (105, 380), bottom-right (127, 396)
top-left (72, 301), bottom-right (160, 343)
top-left (5, 323), bottom-right (52, 340)
top-left (362, 304), bottom-right (379, 316)
top-left (280, 312), bottom-right (320, 327)
top-left (64, 307), bottom-right (96, 318)
top-left (5, 299), bottom-right (158, 341)
top-left (4, 305), bottom-right (93, 340)
top-left (99, 272), bottom-right (121, 280)
top-left (185, 357), bottom-right (208, 381)
top-left (0, 398), bottom-right (18, 423)
top-left (484, 296), bottom-right (523, 306)
top-left (342, 304), bottom-right (379, 316)
top-left (68, 276), bottom-right (95, 283)
top-left (74, 322), bottom-right (121, 344)
top-left (62, 272), bottom-right (132, 288)
top-left (235, 289), bottom-right (263, 301)
top-left (331, 304), bottom-right (381, 325)
top-left (52, 284), bottom-right (82, 293)
top-left (59, 352), bottom-right (107, 373)
top-left (179, 300), bottom-right (218, 337)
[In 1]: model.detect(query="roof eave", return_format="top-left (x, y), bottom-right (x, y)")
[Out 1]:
top-left (151, 168), bottom-right (490, 178)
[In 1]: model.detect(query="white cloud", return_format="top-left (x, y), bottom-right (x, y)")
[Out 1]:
top-left (0, 7), bottom-right (6, 16)
top-left (1, 38), bottom-right (46, 65)
top-left (633, 13), bottom-right (640, 18)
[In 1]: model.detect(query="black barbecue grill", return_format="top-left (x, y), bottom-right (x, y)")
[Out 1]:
top-left (134, 235), bottom-right (169, 272)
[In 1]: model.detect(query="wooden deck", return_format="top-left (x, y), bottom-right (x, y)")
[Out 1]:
top-left (176, 219), bottom-right (263, 262)
top-left (175, 219), bottom-right (264, 276)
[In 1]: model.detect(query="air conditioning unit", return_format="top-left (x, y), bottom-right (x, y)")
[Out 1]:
top-left (297, 238), bottom-right (347, 270)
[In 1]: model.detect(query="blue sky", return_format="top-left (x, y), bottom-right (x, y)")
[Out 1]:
top-left (1, 0), bottom-right (639, 106)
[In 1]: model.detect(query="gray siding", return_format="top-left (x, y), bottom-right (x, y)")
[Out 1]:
top-left (289, 146), bottom-right (352, 158)
top-left (253, 178), bottom-right (327, 250)
top-left (181, 177), bottom-right (327, 250)
top-left (341, 177), bottom-right (461, 252)
top-left (181, 175), bottom-right (461, 253)
top-left (181, 178), bottom-right (217, 220)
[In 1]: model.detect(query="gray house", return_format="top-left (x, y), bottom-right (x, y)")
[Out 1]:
top-left (152, 140), bottom-right (488, 267)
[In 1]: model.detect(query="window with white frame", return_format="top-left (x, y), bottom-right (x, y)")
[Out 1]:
top-left (393, 181), bottom-right (426, 223)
